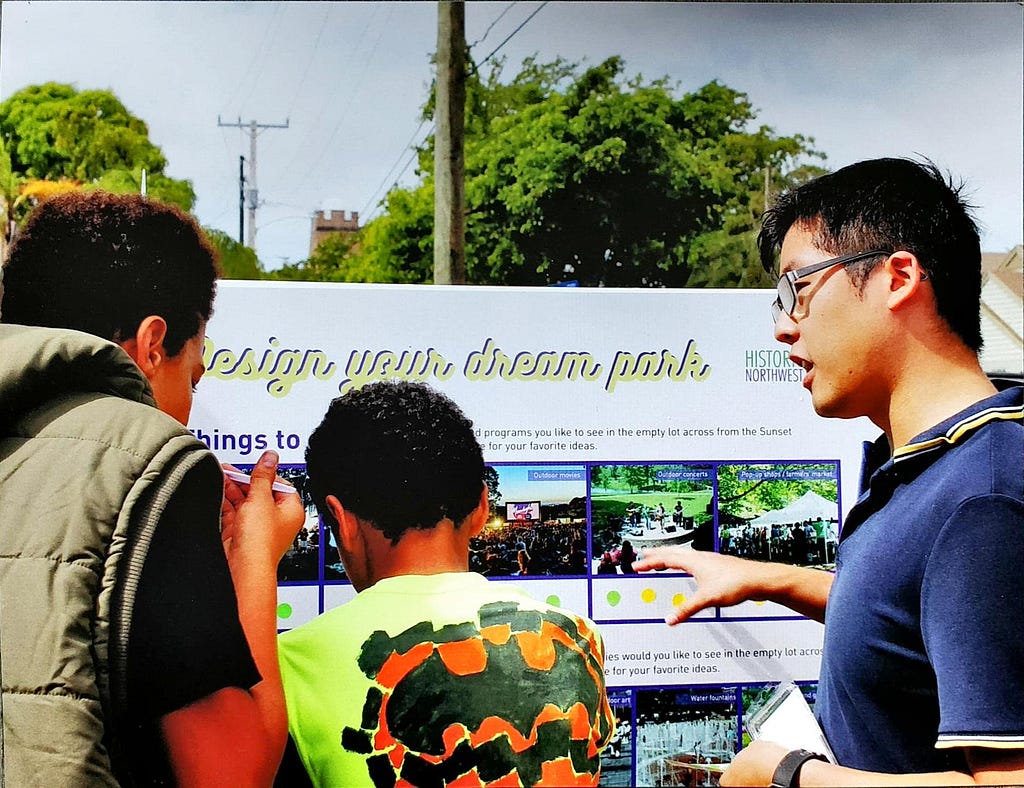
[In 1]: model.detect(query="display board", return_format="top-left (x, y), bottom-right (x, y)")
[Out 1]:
top-left (192, 281), bottom-right (875, 787)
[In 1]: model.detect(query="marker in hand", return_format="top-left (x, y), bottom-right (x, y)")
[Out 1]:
top-left (223, 468), bottom-right (298, 495)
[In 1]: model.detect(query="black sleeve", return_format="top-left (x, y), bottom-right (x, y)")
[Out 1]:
top-left (128, 453), bottom-right (262, 719)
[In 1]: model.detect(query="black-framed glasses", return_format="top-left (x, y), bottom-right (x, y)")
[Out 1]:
top-left (770, 249), bottom-right (890, 323)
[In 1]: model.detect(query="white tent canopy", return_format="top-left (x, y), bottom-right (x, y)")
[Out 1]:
top-left (748, 490), bottom-right (838, 527)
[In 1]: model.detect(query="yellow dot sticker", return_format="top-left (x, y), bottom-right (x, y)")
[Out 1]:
top-left (672, 593), bottom-right (687, 607)
top-left (641, 588), bottom-right (656, 603)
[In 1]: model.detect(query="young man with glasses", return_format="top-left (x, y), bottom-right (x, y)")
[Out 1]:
top-left (636, 158), bottom-right (1023, 787)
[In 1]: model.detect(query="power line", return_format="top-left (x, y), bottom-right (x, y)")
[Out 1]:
top-left (233, 1), bottom-right (285, 114)
top-left (272, 3), bottom-right (386, 184)
top-left (468, 2), bottom-right (518, 49)
top-left (360, 1), bottom-right (547, 222)
top-left (283, 4), bottom-right (332, 121)
top-left (472, 1), bottom-right (548, 73)
top-left (295, 9), bottom-right (390, 186)
top-left (359, 118), bottom-right (432, 220)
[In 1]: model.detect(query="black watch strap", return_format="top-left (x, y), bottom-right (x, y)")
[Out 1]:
top-left (770, 748), bottom-right (827, 788)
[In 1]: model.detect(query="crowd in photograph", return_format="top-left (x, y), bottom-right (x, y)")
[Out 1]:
top-left (595, 540), bottom-right (640, 575)
top-left (720, 521), bottom-right (835, 565)
top-left (277, 523), bottom-right (320, 581)
top-left (469, 519), bottom-right (588, 576)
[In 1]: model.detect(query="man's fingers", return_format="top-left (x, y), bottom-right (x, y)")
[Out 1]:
top-left (666, 591), bottom-right (715, 625)
top-left (247, 450), bottom-right (280, 492)
top-left (633, 547), bottom-right (695, 574)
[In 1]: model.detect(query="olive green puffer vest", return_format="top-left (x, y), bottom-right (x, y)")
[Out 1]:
top-left (0, 325), bottom-right (218, 786)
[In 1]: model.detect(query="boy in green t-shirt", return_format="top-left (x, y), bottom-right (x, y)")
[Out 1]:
top-left (278, 381), bottom-right (614, 787)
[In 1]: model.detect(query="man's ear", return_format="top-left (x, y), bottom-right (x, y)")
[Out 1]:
top-left (883, 251), bottom-right (929, 311)
top-left (118, 315), bottom-right (169, 379)
top-left (325, 494), bottom-right (360, 553)
top-left (467, 484), bottom-right (489, 538)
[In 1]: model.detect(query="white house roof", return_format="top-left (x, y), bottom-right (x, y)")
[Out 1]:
top-left (980, 246), bottom-right (1023, 376)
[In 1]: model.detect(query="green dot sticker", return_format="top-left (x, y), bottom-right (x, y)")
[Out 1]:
top-left (606, 590), bottom-right (621, 607)
top-left (277, 603), bottom-right (293, 619)
top-left (546, 595), bottom-right (561, 607)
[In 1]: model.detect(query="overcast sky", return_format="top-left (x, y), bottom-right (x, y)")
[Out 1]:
top-left (1, 1), bottom-right (1021, 269)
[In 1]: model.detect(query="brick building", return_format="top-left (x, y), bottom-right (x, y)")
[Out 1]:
top-left (309, 209), bottom-right (360, 256)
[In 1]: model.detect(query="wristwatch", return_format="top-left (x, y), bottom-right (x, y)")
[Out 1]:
top-left (769, 748), bottom-right (827, 788)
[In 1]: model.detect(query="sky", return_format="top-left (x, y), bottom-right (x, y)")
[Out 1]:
top-left (492, 464), bottom-right (587, 505)
top-left (1, 1), bottom-right (1021, 270)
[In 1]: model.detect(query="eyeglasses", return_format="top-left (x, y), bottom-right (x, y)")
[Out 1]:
top-left (770, 249), bottom-right (890, 323)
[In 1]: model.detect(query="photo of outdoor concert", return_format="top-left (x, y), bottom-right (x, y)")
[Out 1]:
top-left (590, 464), bottom-right (715, 574)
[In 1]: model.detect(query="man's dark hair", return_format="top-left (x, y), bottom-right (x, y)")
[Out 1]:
top-left (1, 191), bottom-right (219, 356)
top-left (758, 157), bottom-right (983, 351)
top-left (305, 381), bottom-right (486, 544)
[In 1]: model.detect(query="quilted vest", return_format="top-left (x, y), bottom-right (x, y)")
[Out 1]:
top-left (0, 324), bottom-right (219, 786)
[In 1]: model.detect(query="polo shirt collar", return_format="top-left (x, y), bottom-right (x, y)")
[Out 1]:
top-left (845, 386), bottom-right (1022, 544)
top-left (859, 385), bottom-right (1023, 491)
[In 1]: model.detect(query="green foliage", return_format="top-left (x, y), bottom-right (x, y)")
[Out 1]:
top-left (204, 228), bottom-right (264, 280)
top-left (0, 82), bottom-right (195, 212)
top-left (0, 139), bottom-right (20, 250)
top-left (484, 466), bottom-right (501, 519)
top-left (268, 231), bottom-right (373, 282)
top-left (717, 464), bottom-right (837, 519)
top-left (343, 56), bottom-right (824, 287)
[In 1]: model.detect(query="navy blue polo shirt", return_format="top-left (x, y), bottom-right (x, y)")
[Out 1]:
top-left (817, 386), bottom-right (1023, 773)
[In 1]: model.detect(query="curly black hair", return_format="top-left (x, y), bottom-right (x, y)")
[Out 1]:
top-left (758, 157), bottom-right (983, 352)
top-left (305, 381), bottom-right (485, 544)
top-left (1, 191), bottom-right (218, 356)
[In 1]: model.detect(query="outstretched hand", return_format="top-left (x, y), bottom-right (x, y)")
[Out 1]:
top-left (632, 547), bottom-right (765, 624)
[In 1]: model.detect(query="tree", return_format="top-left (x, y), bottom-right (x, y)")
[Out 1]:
top-left (268, 230), bottom-right (374, 282)
top-left (204, 228), bottom-right (264, 280)
top-left (717, 464), bottom-right (837, 519)
top-left (0, 83), bottom-right (195, 216)
top-left (0, 139), bottom-right (22, 259)
top-left (484, 466), bottom-right (501, 520)
top-left (337, 56), bottom-right (824, 287)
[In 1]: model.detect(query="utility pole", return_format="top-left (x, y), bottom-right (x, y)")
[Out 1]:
top-left (217, 116), bottom-right (289, 248)
top-left (238, 155), bottom-right (245, 244)
top-left (433, 1), bottom-right (466, 284)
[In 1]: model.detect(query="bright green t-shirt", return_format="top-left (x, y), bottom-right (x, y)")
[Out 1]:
top-left (278, 572), bottom-right (614, 787)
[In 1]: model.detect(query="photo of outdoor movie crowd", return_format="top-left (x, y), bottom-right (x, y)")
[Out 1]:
top-left (469, 464), bottom-right (589, 577)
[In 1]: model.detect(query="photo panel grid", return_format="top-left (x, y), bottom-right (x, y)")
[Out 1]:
top-left (234, 463), bottom-right (322, 584)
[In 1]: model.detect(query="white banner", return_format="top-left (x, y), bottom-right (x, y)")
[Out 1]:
top-left (192, 281), bottom-right (875, 785)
